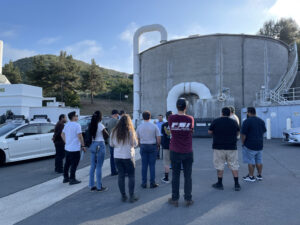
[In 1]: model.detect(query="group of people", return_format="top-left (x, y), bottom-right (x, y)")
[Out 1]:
top-left (52, 98), bottom-right (266, 207)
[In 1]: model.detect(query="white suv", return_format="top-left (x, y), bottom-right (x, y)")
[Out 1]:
top-left (0, 117), bottom-right (56, 165)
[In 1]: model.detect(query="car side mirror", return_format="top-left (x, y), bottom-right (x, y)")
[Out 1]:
top-left (15, 132), bottom-right (24, 140)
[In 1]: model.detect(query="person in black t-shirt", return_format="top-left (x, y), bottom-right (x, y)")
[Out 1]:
top-left (52, 114), bottom-right (67, 173)
top-left (161, 111), bottom-right (172, 183)
top-left (208, 107), bottom-right (241, 191)
top-left (241, 107), bottom-right (266, 182)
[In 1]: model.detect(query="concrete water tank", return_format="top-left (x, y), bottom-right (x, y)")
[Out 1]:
top-left (139, 34), bottom-right (292, 118)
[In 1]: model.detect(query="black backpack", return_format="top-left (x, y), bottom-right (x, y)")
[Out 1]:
top-left (84, 125), bottom-right (92, 148)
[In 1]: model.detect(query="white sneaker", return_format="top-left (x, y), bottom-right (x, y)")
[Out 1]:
top-left (161, 177), bottom-right (170, 184)
top-left (243, 175), bottom-right (256, 182)
top-left (256, 175), bottom-right (263, 181)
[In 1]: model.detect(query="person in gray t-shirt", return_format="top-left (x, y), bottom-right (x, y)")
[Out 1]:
top-left (107, 109), bottom-right (119, 176)
top-left (136, 111), bottom-right (161, 188)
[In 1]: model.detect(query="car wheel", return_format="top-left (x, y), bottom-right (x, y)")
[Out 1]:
top-left (0, 150), bottom-right (6, 166)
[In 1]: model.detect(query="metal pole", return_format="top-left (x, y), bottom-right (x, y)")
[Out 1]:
top-left (266, 118), bottom-right (271, 140)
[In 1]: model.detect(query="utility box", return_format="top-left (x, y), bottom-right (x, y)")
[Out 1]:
top-left (241, 105), bottom-right (300, 138)
top-left (193, 118), bottom-right (214, 137)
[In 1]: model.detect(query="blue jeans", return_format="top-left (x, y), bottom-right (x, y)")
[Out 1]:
top-left (140, 144), bottom-right (157, 185)
top-left (109, 145), bottom-right (118, 174)
top-left (242, 146), bottom-right (263, 164)
top-left (89, 141), bottom-right (106, 189)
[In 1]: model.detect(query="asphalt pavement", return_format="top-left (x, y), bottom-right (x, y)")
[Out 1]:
top-left (0, 145), bottom-right (111, 198)
top-left (10, 138), bottom-right (300, 225)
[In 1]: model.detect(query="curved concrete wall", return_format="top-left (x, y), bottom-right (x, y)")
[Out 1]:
top-left (140, 34), bottom-right (289, 118)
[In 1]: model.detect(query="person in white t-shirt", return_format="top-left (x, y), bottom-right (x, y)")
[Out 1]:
top-left (88, 111), bottom-right (109, 192)
top-left (110, 114), bottom-right (138, 202)
top-left (229, 106), bottom-right (240, 139)
top-left (61, 111), bottom-right (86, 185)
top-left (229, 106), bottom-right (240, 126)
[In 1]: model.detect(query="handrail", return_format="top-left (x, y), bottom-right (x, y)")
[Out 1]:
top-left (274, 43), bottom-right (298, 93)
top-left (256, 42), bottom-right (299, 106)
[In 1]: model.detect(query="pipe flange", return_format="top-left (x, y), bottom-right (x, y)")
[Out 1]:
top-left (218, 94), bottom-right (226, 102)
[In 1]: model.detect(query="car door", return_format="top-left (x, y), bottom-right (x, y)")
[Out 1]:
top-left (40, 123), bottom-right (55, 154)
top-left (6, 124), bottom-right (41, 159)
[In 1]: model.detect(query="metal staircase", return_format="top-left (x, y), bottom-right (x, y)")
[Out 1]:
top-left (256, 42), bottom-right (299, 106)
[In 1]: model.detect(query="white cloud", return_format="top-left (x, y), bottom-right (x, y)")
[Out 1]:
top-left (64, 40), bottom-right (102, 63)
top-left (38, 37), bottom-right (60, 45)
top-left (118, 22), bottom-right (209, 73)
top-left (169, 23), bottom-right (206, 40)
top-left (120, 22), bottom-right (137, 43)
top-left (120, 22), bottom-right (161, 52)
top-left (3, 44), bottom-right (36, 63)
top-left (0, 30), bottom-right (16, 38)
top-left (267, 0), bottom-right (300, 24)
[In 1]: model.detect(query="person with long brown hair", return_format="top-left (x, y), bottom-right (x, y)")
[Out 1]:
top-left (88, 111), bottom-right (109, 192)
top-left (110, 114), bottom-right (138, 203)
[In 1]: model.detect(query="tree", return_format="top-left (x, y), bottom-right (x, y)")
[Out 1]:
top-left (110, 78), bottom-right (133, 101)
top-left (2, 61), bottom-right (22, 84)
top-left (81, 59), bottom-right (105, 104)
top-left (48, 51), bottom-right (81, 103)
top-left (258, 18), bottom-right (300, 44)
top-left (26, 56), bottom-right (51, 92)
top-left (26, 51), bottom-right (81, 107)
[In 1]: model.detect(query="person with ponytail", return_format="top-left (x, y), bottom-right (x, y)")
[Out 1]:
top-left (110, 114), bottom-right (138, 203)
top-left (88, 111), bottom-right (109, 192)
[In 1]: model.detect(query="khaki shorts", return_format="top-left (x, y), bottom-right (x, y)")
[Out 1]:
top-left (213, 149), bottom-right (239, 171)
top-left (163, 149), bottom-right (171, 167)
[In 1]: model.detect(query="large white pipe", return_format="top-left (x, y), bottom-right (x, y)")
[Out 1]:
top-left (0, 40), bottom-right (3, 74)
top-left (266, 118), bottom-right (271, 139)
top-left (286, 118), bottom-right (292, 130)
top-left (133, 24), bottom-right (167, 122)
top-left (167, 82), bottom-right (212, 114)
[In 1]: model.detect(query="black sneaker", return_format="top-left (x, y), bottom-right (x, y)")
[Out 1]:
top-left (161, 177), bottom-right (170, 184)
top-left (212, 182), bottom-right (224, 190)
top-left (243, 175), bottom-right (256, 182)
top-left (111, 172), bottom-right (118, 176)
top-left (121, 194), bottom-right (128, 202)
top-left (97, 186), bottom-right (108, 192)
top-left (129, 195), bottom-right (139, 203)
top-left (150, 183), bottom-right (159, 188)
top-left (256, 175), bottom-right (263, 181)
top-left (69, 179), bottom-right (81, 185)
top-left (141, 184), bottom-right (147, 189)
top-left (90, 186), bottom-right (97, 191)
top-left (235, 183), bottom-right (241, 191)
top-left (55, 170), bottom-right (63, 174)
top-left (63, 178), bottom-right (70, 183)
top-left (168, 198), bottom-right (179, 207)
top-left (185, 200), bottom-right (194, 207)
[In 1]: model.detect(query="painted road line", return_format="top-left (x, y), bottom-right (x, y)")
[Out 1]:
top-left (0, 149), bottom-right (141, 225)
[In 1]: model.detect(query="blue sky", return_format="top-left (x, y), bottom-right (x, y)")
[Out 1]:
top-left (0, 0), bottom-right (299, 73)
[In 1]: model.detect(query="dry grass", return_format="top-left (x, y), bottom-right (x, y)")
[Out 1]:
top-left (80, 98), bottom-right (133, 116)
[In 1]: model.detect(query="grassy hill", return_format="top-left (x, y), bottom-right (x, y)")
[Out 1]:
top-left (12, 54), bottom-right (130, 82)
top-left (9, 54), bottom-right (133, 109)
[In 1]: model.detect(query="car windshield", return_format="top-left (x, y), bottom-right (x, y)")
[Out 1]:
top-left (78, 118), bottom-right (91, 131)
top-left (0, 123), bottom-right (20, 137)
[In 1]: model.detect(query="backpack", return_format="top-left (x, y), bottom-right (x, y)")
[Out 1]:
top-left (84, 126), bottom-right (92, 148)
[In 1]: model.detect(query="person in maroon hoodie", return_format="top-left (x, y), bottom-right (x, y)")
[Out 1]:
top-left (168, 98), bottom-right (194, 207)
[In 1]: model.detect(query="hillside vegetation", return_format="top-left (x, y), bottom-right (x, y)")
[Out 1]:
top-left (13, 54), bottom-right (129, 83)
top-left (3, 52), bottom-right (133, 107)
